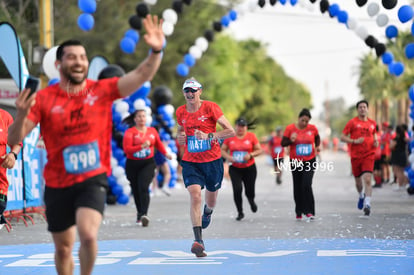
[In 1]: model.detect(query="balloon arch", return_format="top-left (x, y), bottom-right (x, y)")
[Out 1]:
top-left (42, 0), bottom-right (414, 203)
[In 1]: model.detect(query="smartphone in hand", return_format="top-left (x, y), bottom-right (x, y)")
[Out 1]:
top-left (25, 76), bottom-right (40, 98)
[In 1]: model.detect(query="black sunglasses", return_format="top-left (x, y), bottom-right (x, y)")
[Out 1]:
top-left (183, 87), bottom-right (199, 93)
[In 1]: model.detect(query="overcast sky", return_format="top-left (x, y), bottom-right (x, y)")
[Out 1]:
top-left (226, 0), bottom-right (412, 116)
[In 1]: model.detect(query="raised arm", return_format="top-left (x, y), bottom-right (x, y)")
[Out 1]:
top-left (117, 14), bottom-right (165, 97)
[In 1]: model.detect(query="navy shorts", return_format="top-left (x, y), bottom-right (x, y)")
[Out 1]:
top-left (181, 158), bottom-right (223, 192)
top-left (44, 173), bottom-right (108, 232)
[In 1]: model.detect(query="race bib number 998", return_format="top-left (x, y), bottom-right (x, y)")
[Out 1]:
top-left (63, 141), bottom-right (101, 174)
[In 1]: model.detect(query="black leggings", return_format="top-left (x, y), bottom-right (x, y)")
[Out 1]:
top-left (291, 158), bottom-right (316, 216)
top-left (125, 158), bottom-right (156, 218)
top-left (229, 164), bottom-right (257, 213)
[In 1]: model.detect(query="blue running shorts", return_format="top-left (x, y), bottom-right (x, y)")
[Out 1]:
top-left (181, 158), bottom-right (223, 192)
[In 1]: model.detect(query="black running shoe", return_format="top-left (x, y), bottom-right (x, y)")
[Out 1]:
top-left (236, 212), bottom-right (244, 221)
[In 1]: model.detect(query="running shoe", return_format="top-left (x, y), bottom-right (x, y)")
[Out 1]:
top-left (296, 215), bottom-right (302, 221)
top-left (141, 215), bottom-right (150, 227)
top-left (201, 205), bottom-right (212, 229)
top-left (191, 240), bottom-right (207, 257)
top-left (236, 212), bottom-right (244, 221)
top-left (363, 205), bottom-right (371, 216)
top-left (250, 200), bottom-right (258, 213)
top-left (306, 213), bottom-right (315, 220)
top-left (357, 195), bottom-right (365, 210)
top-left (276, 177), bottom-right (282, 185)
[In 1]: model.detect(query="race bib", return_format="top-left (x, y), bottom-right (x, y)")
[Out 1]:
top-left (274, 146), bottom-right (282, 154)
top-left (187, 136), bottom-right (211, 153)
top-left (133, 148), bottom-right (151, 159)
top-left (63, 141), bottom-right (101, 174)
top-left (296, 144), bottom-right (312, 156)
top-left (232, 151), bottom-right (247, 163)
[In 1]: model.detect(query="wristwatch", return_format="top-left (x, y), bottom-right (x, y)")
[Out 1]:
top-left (208, 133), bottom-right (214, 139)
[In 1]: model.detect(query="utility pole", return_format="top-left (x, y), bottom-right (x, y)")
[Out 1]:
top-left (39, 0), bottom-right (54, 48)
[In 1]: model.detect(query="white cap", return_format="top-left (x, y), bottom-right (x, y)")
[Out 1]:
top-left (182, 78), bottom-right (202, 90)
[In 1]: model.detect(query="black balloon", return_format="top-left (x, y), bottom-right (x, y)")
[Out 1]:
top-left (152, 85), bottom-right (173, 106)
top-left (356, 0), bottom-right (368, 7)
top-left (375, 43), bottom-right (386, 57)
top-left (320, 0), bottom-right (329, 13)
top-left (172, 0), bottom-right (183, 14)
top-left (129, 15), bottom-right (142, 30)
top-left (364, 35), bottom-right (378, 48)
top-left (98, 64), bottom-right (126, 80)
top-left (136, 3), bottom-right (149, 18)
top-left (182, 0), bottom-right (192, 5)
top-left (382, 0), bottom-right (398, 10)
top-left (270, 0), bottom-right (277, 5)
top-left (213, 21), bottom-right (222, 32)
top-left (204, 29), bottom-right (214, 42)
top-left (309, 0), bottom-right (317, 3)
top-left (258, 0), bottom-right (266, 8)
top-left (106, 194), bottom-right (117, 205)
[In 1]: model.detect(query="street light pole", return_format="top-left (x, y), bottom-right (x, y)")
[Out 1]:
top-left (39, 0), bottom-right (54, 48)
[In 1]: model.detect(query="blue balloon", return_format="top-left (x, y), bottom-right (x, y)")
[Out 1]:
top-left (77, 13), bottom-right (94, 31)
top-left (184, 53), bottom-right (196, 67)
top-left (114, 148), bottom-right (124, 161)
top-left (385, 25), bottom-right (398, 39)
top-left (405, 43), bottom-right (414, 59)
top-left (409, 85), bottom-right (414, 102)
top-left (176, 63), bottom-right (189, 77)
top-left (117, 193), bottom-right (129, 205)
top-left (144, 97), bottom-right (151, 106)
top-left (118, 157), bottom-right (126, 168)
top-left (108, 175), bottom-right (117, 188)
top-left (111, 184), bottom-right (123, 196)
top-left (408, 169), bottom-right (414, 180)
top-left (221, 15), bottom-right (230, 27)
top-left (410, 112), bottom-right (414, 119)
top-left (412, 22), bottom-right (414, 36)
top-left (393, 62), bottom-right (405, 76)
top-left (112, 111), bottom-right (122, 125)
top-left (48, 78), bottom-right (59, 86)
top-left (398, 5), bottom-right (414, 23)
top-left (290, 0), bottom-right (298, 6)
top-left (120, 37), bottom-right (136, 54)
top-left (381, 52), bottom-right (393, 65)
top-left (337, 10), bottom-right (348, 24)
top-left (329, 4), bottom-right (340, 17)
top-left (229, 10), bottom-right (238, 21)
top-left (78, 0), bottom-right (97, 13)
top-left (125, 29), bottom-right (140, 43)
top-left (279, 0), bottom-right (286, 5)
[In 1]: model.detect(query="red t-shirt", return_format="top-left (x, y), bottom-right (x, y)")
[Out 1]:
top-left (123, 127), bottom-right (167, 160)
top-left (380, 131), bottom-right (392, 156)
top-left (27, 78), bottom-right (121, 188)
top-left (0, 109), bottom-right (13, 195)
top-left (223, 132), bottom-right (259, 168)
top-left (176, 101), bottom-right (223, 163)
top-left (269, 135), bottom-right (284, 159)
top-left (283, 123), bottom-right (319, 161)
top-left (342, 117), bottom-right (377, 159)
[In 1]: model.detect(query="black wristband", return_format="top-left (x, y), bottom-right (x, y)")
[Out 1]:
top-left (11, 152), bottom-right (17, 160)
top-left (151, 48), bottom-right (163, 54)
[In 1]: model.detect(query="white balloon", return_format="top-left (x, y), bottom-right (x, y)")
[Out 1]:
top-left (144, 0), bottom-right (157, 5)
top-left (144, 106), bottom-right (152, 115)
top-left (121, 111), bottom-right (130, 120)
top-left (195, 37), bottom-right (209, 52)
top-left (164, 104), bottom-right (175, 115)
top-left (376, 14), bottom-right (389, 27)
top-left (347, 17), bottom-right (358, 30)
top-left (163, 9), bottom-right (178, 25)
top-left (189, 45), bottom-right (202, 59)
top-left (115, 101), bottom-right (129, 113)
top-left (247, 0), bottom-right (257, 12)
top-left (42, 46), bottom-right (60, 80)
top-left (234, 4), bottom-right (246, 17)
top-left (119, 175), bottom-right (130, 186)
top-left (355, 25), bottom-right (369, 40)
top-left (146, 115), bottom-right (153, 126)
top-left (367, 2), bottom-right (380, 17)
top-left (112, 166), bottom-right (125, 178)
top-left (162, 21), bottom-right (174, 36)
top-left (110, 157), bottom-right (118, 167)
top-left (133, 98), bottom-right (146, 110)
top-left (170, 159), bottom-right (178, 169)
top-left (122, 185), bottom-right (131, 195)
top-left (409, 153), bottom-right (414, 163)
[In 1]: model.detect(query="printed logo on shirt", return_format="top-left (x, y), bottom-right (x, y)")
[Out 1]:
top-left (51, 106), bottom-right (64, 114)
top-left (84, 93), bottom-right (98, 106)
top-left (198, 115), bottom-right (208, 122)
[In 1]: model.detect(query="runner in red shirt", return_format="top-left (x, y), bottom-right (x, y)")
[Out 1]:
top-left (0, 108), bottom-right (21, 231)
top-left (221, 117), bottom-right (262, 221)
top-left (122, 109), bottom-right (171, 227)
top-left (380, 122), bottom-right (392, 184)
top-left (268, 126), bottom-right (285, 185)
top-left (176, 77), bottom-right (235, 257)
top-left (8, 15), bottom-right (164, 275)
top-left (341, 100), bottom-right (378, 216)
top-left (281, 108), bottom-right (320, 221)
